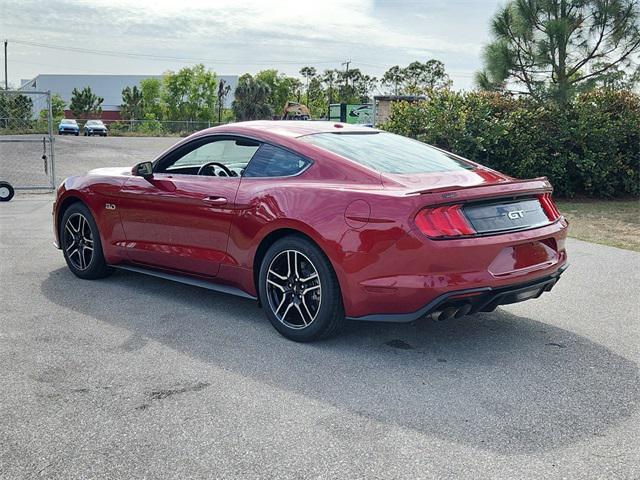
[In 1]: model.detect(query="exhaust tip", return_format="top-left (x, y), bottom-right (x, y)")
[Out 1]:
top-left (455, 304), bottom-right (472, 319)
top-left (438, 307), bottom-right (458, 322)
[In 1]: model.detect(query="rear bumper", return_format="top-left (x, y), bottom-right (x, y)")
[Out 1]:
top-left (336, 214), bottom-right (569, 319)
top-left (347, 264), bottom-right (567, 323)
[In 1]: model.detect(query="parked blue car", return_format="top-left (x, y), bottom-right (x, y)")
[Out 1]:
top-left (58, 119), bottom-right (79, 135)
top-left (84, 120), bottom-right (108, 137)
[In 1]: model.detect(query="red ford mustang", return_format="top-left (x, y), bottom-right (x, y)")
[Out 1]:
top-left (53, 121), bottom-right (568, 341)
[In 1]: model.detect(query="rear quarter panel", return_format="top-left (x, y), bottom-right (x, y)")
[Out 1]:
top-left (226, 176), bottom-right (416, 311)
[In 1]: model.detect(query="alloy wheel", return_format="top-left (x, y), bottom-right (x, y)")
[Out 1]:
top-left (266, 250), bottom-right (322, 329)
top-left (63, 213), bottom-right (94, 271)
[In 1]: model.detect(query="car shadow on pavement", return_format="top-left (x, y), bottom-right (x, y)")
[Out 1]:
top-left (41, 267), bottom-right (639, 456)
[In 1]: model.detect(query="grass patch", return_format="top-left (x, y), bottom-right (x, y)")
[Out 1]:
top-left (556, 199), bottom-right (640, 252)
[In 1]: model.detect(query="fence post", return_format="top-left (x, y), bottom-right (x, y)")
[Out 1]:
top-left (47, 90), bottom-right (55, 189)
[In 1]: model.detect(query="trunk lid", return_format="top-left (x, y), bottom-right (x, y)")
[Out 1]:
top-left (388, 169), bottom-right (559, 238)
top-left (382, 168), bottom-right (552, 205)
top-left (382, 167), bottom-right (514, 192)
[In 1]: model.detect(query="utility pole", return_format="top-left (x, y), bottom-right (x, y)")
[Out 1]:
top-left (4, 40), bottom-right (7, 90)
top-left (341, 60), bottom-right (351, 89)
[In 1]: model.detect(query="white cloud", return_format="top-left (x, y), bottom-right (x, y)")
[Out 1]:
top-left (63, 0), bottom-right (477, 55)
top-left (1, 0), bottom-right (500, 88)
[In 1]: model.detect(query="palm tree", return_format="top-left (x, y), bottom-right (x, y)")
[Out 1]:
top-left (232, 74), bottom-right (273, 121)
top-left (217, 79), bottom-right (231, 123)
top-left (321, 69), bottom-right (338, 105)
top-left (299, 66), bottom-right (317, 105)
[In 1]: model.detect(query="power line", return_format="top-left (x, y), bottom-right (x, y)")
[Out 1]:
top-left (8, 39), bottom-right (478, 86)
top-left (9, 39), bottom-right (342, 66)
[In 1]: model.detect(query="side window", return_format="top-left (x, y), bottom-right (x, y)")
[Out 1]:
top-left (158, 138), bottom-right (260, 175)
top-left (243, 144), bottom-right (311, 178)
top-left (173, 141), bottom-right (226, 168)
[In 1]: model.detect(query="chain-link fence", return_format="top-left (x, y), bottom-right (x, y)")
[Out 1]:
top-left (0, 90), bottom-right (55, 190)
top-left (70, 119), bottom-right (224, 136)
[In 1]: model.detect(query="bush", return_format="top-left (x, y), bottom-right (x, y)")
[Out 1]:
top-left (136, 114), bottom-right (164, 135)
top-left (382, 89), bottom-right (640, 198)
top-left (107, 121), bottom-right (132, 135)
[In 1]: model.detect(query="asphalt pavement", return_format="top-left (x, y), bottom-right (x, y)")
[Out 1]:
top-left (1, 193), bottom-right (639, 477)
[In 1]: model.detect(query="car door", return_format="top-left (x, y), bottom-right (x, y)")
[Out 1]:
top-left (117, 136), bottom-right (260, 277)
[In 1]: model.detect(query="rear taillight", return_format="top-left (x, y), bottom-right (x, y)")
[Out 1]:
top-left (415, 205), bottom-right (476, 238)
top-left (539, 193), bottom-right (561, 221)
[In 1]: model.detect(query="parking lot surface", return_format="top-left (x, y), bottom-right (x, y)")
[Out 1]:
top-left (1, 137), bottom-right (639, 479)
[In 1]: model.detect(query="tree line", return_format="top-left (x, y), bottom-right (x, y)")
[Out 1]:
top-left (54, 60), bottom-right (451, 123)
top-left (5, 0), bottom-right (639, 127)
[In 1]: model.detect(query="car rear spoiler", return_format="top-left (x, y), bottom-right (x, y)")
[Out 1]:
top-left (406, 177), bottom-right (553, 201)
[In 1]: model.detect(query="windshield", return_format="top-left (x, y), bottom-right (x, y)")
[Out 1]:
top-left (300, 131), bottom-right (474, 174)
top-left (61, 119), bottom-right (77, 124)
top-left (87, 121), bottom-right (104, 126)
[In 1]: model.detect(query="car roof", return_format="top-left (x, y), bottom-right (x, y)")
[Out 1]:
top-left (200, 120), bottom-right (377, 139)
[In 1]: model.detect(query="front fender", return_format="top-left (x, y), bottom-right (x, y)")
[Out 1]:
top-left (54, 175), bottom-right (130, 264)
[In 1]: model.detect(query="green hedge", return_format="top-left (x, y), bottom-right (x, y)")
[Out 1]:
top-left (382, 89), bottom-right (640, 198)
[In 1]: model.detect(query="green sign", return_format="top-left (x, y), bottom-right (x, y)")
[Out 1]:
top-left (328, 103), bottom-right (373, 124)
top-left (329, 104), bottom-right (342, 121)
top-left (346, 104), bottom-right (373, 124)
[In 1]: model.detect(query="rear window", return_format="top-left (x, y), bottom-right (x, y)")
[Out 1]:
top-left (243, 144), bottom-right (311, 177)
top-left (300, 131), bottom-right (474, 174)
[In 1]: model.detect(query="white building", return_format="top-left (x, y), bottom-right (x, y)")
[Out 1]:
top-left (20, 74), bottom-right (238, 120)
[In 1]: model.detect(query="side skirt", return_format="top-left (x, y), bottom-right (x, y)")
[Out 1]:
top-left (111, 264), bottom-right (257, 301)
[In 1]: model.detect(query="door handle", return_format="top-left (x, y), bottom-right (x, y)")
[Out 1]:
top-left (203, 196), bottom-right (228, 206)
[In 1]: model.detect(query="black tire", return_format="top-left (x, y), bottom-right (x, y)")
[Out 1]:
top-left (60, 202), bottom-right (113, 279)
top-left (258, 235), bottom-right (344, 342)
top-left (0, 181), bottom-right (15, 202)
top-left (75, 132), bottom-right (79, 136)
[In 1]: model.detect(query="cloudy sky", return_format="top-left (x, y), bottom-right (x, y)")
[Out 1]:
top-left (1, 0), bottom-right (503, 91)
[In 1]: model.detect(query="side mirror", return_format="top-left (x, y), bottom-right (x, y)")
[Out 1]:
top-left (132, 161), bottom-right (153, 179)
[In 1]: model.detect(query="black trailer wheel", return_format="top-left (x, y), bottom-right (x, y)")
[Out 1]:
top-left (0, 182), bottom-right (15, 202)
